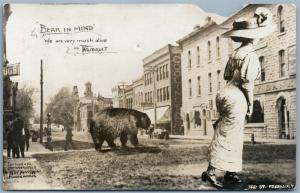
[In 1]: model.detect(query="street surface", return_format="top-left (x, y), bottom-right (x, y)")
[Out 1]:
top-left (3, 134), bottom-right (296, 190)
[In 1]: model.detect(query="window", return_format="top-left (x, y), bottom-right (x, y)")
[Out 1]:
top-left (166, 86), bottom-right (169, 100)
top-left (209, 99), bottom-right (213, 110)
top-left (162, 65), bottom-right (165, 79)
top-left (163, 87), bottom-right (166, 101)
top-left (197, 46), bottom-right (200, 66)
top-left (160, 67), bottom-right (162, 80)
top-left (156, 68), bottom-right (159, 81)
top-left (217, 70), bottom-right (221, 91)
top-left (188, 50), bottom-right (191, 68)
top-left (149, 73), bottom-right (152, 84)
top-left (249, 100), bottom-right (264, 123)
top-left (197, 76), bottom-right (201, 95)
top-left (166, 64), bottom-right (169, 78)
top-left (160, 88), bottom-right (163, 102)
top-left (208, 41), bottom-right (211, 61)
top-left (279, 50), bottom-right (287, 77)
top-left (189, 79), bottom-right (192, 97)
top-left (259, 56), bottom-right (265, 81)
top-left (150, 91), bottom-right (152, 103)
top-left (216, 37), bottom-right (220, 58)
top-left (208, 73), bottom-right (212, 93)
top-left (278, 5), bottom-right (285, 33)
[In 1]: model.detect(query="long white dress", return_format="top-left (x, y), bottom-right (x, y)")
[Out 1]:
top-left (208, 44), bottom-right (261, 172)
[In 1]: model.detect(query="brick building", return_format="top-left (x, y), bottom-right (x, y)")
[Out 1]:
top-left (73, 82), bottom-right (113, 132)
top-left (143, 44), bottom-right (183, 134)
top-left (177, 17), bottom-right (227, 137)
top-left (178, 4), bottom-right (296, 139)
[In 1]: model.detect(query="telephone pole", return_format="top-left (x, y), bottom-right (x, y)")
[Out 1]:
top-left (40, 60), bottom-right (44, 143)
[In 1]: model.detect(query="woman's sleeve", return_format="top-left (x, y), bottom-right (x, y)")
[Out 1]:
top-left (241, 52), bottom-right (261, 83)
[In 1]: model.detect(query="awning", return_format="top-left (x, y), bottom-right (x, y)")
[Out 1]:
top-left (157, 107), bottom-right (170, 124)
top-left (143, 106), bottom-right (170, 124)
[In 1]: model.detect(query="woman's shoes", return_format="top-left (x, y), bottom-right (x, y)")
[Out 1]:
top-left (224, 172), bottom-right (242, 183)
top-left (201, 171), bottom-right (223, 188)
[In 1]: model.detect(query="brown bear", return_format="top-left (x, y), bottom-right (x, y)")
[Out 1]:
top-left (89, 108), bottom-right (151, 151)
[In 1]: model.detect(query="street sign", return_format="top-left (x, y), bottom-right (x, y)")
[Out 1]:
top-left (141, 102), bottom-right (154, 107)
top-left (3, 63), bottom-right (20, 76)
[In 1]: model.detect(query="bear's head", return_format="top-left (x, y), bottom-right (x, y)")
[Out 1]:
top-left (137, 113), bottom-right (151, 130)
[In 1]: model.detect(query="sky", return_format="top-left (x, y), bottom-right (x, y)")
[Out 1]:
top-left (6, 4), bottom-right (225, 112)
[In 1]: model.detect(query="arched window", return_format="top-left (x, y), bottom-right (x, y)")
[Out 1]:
top-left (249, 100), bottom-right (264, 123)
top-left (216, 37), bottom-right (220, 58)
top-left (208, 73), bottom-right (212, 93)
top-left (259, 56), bottom-right (265, 81)
top-left (189, 79), bottom-right (192, 97)
top-left (279, 49), bottom-right (287, 77)
top-left (217, 70), bottom-right (221, 91)
top-left (197, 76), bottom-right (201, 95)
top-left (208, 41), bottom-right (211, 61)
top-left (188, 50), bottom-right (191, 68)
top-left (278, 5), bottom-right (285, 33)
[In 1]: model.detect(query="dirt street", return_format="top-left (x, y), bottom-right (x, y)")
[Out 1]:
top-left (27, 137), bottom-right (295, 190)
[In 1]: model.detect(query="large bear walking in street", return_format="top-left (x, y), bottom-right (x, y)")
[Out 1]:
top-left (89, 108), bottom-right (151, 151)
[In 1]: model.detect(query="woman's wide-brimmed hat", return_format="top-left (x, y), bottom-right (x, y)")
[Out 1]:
top-left (222, 7), bottom-right (275, 39)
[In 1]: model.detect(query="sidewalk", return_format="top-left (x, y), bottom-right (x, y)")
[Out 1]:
top-left (170, 135), bottom-right (296, 145)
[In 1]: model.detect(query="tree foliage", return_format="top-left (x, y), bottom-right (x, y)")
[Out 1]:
top-left (16, 85), bottom-right (36, 124)
top-left (45, 87), bottom-right (75, 128)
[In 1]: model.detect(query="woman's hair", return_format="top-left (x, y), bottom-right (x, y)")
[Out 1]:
top-left (231, 36), bottom-right (254, 44)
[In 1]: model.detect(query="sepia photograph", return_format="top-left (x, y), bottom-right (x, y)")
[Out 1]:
top-left (2, 2), bottom-right (296, 190)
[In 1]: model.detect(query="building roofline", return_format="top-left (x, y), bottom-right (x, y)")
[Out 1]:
top-left (143, 44), bottom-right (179, 67)
top-left (176, 21), bottom-right (219, 44)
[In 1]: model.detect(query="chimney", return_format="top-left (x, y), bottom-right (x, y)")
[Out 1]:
top-left (193, 24), bottom-right (201, 31)
top-left (206, 16), bottom-right (212, 24)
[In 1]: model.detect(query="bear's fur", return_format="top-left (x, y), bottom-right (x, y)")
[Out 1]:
top-left (89, 108), bottom-right (151, 150)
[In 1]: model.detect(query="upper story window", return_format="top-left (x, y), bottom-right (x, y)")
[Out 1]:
top-left (189, 79), bottom-right (192, 97)
top-left (159, 66), bottom-right (162, 80)
top-left (197, 46), bottom-right (200, 66)
top-left (197, 76), bottom-right (201, 95)
top-left (279, 49), bottom-right (287, 77)
top-left (217, 70), bottom-right (221, 91)
top-left (259, 56), bottom-right (265, 81)
top-left (208, 73), bottom-right (212, 93)
top-left (216, 37), bottom-right (220, 58)
top-left (156, 68), bottom-right (159, 81)
top-left (278, 5), bottom-right (285, 33)
top-left (162, 65), bottom-right (165, 79)
top-left (166, 64), bottom-right (169, 78)
top-left (188, 50), bottom-right (191, 68)
top-left (208, 41), bottom-right (212, 61)
top-left (166, 86), bottom-right (169, 100)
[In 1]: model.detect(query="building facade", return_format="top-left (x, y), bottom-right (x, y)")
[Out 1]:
top-left (73, 82), bottom-right (113, 132)
top-left (143, 44), bottom-right (183, 135)
top-left (177, 17), bottom-right (228, 137)
top-left (178, 4), bottom-right (296, 139)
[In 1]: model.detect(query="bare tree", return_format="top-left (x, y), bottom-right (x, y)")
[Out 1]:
top-left (16, 85), bottom-right (36, 124)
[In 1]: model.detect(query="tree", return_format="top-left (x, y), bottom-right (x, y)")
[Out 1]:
top-left (16, 85), bottom-right (36, 124)
top-left (45, 87), bottom-right (75, 129)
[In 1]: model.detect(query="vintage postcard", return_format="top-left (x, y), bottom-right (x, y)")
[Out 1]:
top-left (2, 3), bottom-right (296, 190)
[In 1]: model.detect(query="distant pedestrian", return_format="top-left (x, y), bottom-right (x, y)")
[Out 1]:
top-left (12, 114), bottom-right (25, 158)
top-left (6, 125), bottom-right (14, 158)
top-left (24, 127), bottom-right (30, 151)
top-left (64, 127), bottom-right (75, 151)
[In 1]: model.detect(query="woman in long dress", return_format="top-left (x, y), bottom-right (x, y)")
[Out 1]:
top-left (201, 7), bottom-right (275, 188)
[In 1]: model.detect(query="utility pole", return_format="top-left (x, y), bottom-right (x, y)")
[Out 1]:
top-left (40, 60), bottom-right (44, 143)
top-left (152, 67), bottom-right (157, 129)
